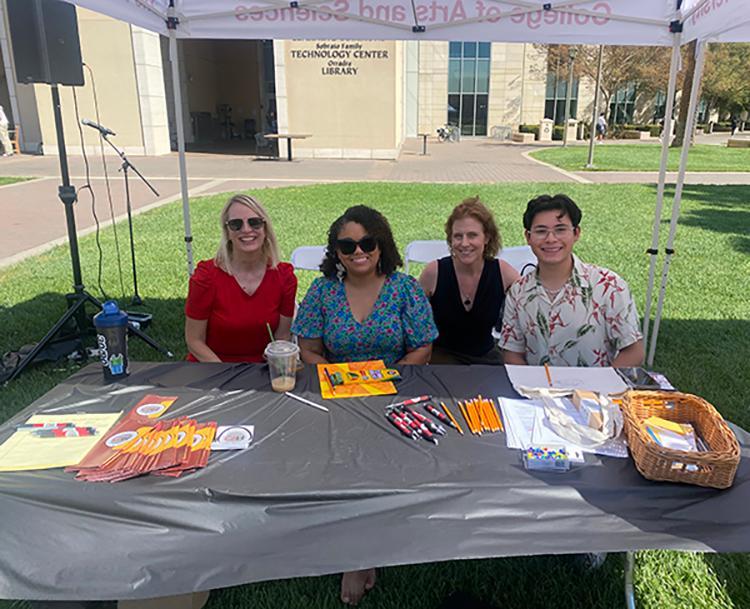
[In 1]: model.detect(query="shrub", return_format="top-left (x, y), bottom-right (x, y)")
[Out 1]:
top-left (518, 124), bottom-right (539, 137)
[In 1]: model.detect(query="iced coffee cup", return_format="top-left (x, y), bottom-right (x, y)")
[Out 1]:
top-left (264, 340), bottom-right (299, 393)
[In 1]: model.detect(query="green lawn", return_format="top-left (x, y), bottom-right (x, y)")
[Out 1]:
top-left (1, 182), bottom-right (749, 609)
top-left (530, 144), bottom-right (750, 172)
top-left (0, 176), bottom-right (29, 187)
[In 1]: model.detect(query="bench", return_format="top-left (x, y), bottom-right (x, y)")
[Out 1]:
top-left (727, 138), bottom-right (750, 148)
top-left (512, 132), bottom-right (535, 143)
top-left (622, 130), bottom-right (651, 140)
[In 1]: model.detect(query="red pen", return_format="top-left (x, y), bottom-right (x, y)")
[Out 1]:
top-left (386, 411), bottom-right (419, 441)
top-left (400, 411), bottom-right (438, 444)
top-left (406, 407), bottom-right (446, 436)
top-left (424, 404), bottom-right (455, 429)
top-left (388, 395), bottom-right (431, 410)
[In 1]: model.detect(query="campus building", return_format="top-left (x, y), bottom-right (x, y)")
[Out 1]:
top-left (0, 3), bottom-right (661, 160)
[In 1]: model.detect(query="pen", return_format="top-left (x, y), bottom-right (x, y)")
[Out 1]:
top-left (285, 391), bottom-right (330, 413)
top-left (544, 363), bottom-right (553, 387)
top-left (15, 422), bottom-right (77, 429)
top-left (387, 395), bottom-right (431, 410)
top-left (31, 427), bottom-right (98, 438)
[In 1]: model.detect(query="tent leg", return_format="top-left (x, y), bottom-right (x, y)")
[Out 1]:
top-left (647, 40), bottom-right (707, 367)
top-left (642, 34), bottom-right (681, 352)
top-left (168, 13), bottom-right (194, 276)
top-left (625, 551), bottom-right (636, 609)
top-left (585, 45), bottom-right (603, 169)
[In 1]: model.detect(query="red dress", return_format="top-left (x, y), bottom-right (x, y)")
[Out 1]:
top-left (185, 259), bottom-right (297, 363)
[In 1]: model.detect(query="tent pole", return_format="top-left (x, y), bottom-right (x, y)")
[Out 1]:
top-left (647, 39), bottom-right (707, 367)
top-left (642, 33), bottom-right (681, 352)
top-left (585, 45), bottom-right (603, 168)
top-left (167, 5), bottom-right (195, 276)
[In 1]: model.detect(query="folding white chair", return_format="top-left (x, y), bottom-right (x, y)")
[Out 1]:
top-left (404, 240), bottom-right (536, 276)
top-left (403, 240), bottom-right (450, 274)
top-left (499, 245), bottom-right (537, 276)
top-left (290, 245), bottom-right (326, 272)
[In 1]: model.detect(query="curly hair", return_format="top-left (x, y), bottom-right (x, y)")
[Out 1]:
top-left (320, 205), bottom-right (403, 279)
top-left (444, 196), bottom-right (502, 260)
top-left (214, 194), bottom-right (281, 272)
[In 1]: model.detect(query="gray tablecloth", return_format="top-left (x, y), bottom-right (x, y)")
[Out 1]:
top-left (1, 362), bottom-right (748, 601)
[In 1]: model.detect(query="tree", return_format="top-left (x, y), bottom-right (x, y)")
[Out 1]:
top-left (701, 43), bottom-right (750, 119)
top-left (543, 45), bottom-right (673, 124)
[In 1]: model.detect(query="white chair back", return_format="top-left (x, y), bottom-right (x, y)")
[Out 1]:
top-left (290, 245), bottom-right (326, 271)
top-left (403, 240), bottom-right (537, 275)
top-left (404, 240), bottom-right (450, 273)
top-left (499, 245), bottom-right (537, 276)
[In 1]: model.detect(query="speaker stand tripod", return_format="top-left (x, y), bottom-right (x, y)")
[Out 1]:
top-left (6, 85), bottom-right (172, 384)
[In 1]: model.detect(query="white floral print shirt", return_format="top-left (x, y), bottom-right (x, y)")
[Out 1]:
top-left (500, 255), bottom-right (642, 366)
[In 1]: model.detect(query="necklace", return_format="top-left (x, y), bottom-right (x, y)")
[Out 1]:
top-left (463, 296), bottom-right (471, 307)
top-left (544, 285), bottom-right (563, 300)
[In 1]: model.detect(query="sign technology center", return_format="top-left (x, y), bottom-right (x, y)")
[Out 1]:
top-left (290, 43), bottom-right (390, 76)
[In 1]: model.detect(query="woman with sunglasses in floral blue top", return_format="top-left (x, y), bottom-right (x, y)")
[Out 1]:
top-left (292, 205), bottom-right (437, 604)
top-left (185, 194), bottom-right (297, 363)
top-left (293, 205), bottom-right (437, 369)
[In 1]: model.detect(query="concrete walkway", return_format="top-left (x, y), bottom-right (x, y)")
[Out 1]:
top-left (0, 135), bottom-right (748, 268)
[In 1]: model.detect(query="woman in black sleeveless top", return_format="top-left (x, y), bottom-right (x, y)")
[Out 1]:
top-left (419, 197), bottom-right (520, 364)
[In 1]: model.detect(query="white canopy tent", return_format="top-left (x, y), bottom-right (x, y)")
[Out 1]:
top-left (59, 0), bottom-right (749, 364)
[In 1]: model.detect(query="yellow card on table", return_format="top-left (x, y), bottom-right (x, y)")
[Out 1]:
top-left (318, 361), bottom-right (398, 399)
top-left (643, 416), bottom-right (687, 435)
top-left (0, 412), bottom-right (122, 472)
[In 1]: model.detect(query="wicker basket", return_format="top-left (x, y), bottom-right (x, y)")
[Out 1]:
top-left (621, 391), bottom-right (740, 489)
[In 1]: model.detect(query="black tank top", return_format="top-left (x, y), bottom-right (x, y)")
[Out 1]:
top-left (430, 256), bottom-right (505, 356)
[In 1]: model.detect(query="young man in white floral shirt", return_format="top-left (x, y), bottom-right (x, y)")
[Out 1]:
top-left (500, 194), bottom-right (644, 367)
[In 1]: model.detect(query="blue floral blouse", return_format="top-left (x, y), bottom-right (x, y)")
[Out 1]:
top-left (292, 272), bottom-right (438, 366)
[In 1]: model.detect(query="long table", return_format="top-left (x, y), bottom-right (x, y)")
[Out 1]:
top-left (1, 362), bottom-right (749, 601)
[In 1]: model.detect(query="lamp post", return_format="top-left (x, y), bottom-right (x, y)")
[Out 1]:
top-left (562, 46), bottom-right (577, 147)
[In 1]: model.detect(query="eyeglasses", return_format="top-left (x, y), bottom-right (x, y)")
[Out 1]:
top-left (528, 225), bottom-right (575, 240)
top-left (336, 236), bottom-right (377, 255)
top-left (225, 217), bottom-right (265, 232)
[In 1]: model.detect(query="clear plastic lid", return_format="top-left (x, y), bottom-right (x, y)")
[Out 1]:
top-left (264, 340), bottom-right (300, 359)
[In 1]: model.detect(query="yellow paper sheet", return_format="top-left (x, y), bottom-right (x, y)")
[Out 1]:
top-left (318, 361), bottom-right (398, 399)
top-left (0, 412), bottom-right (122, 472)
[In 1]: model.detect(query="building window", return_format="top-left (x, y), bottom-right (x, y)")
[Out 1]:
top-left (447, 41), bottom-right (490, 136)
top-left (610, 83), bottom-right (637, 124)
top-left (544, 58), bottom-right (578, 125)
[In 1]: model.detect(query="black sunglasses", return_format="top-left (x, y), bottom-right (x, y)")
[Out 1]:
top-left (336, 237), bottom-right (377, 255)
top-left (226, 217), bottom-right (265, 231)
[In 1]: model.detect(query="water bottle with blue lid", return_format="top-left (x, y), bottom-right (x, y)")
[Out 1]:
top-left (93, 300), bottom-right (129, 381)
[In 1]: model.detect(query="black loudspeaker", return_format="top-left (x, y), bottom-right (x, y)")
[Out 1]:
top-left (7, 0), bottom-right (84, 86)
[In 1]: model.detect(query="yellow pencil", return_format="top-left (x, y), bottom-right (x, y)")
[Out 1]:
top-left (544, 362), bottom-right (553, 387)
top-left (491, 398), bottom-right (505, 432)
top-left (459, 401), bottom-right (474, 434)
top-left (441, 402), bottom-right (464, 435)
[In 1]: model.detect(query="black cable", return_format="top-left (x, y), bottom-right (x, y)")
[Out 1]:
top-left (71, 83), bottom-right (109, 300)
top-left (84, 62), bottom-right (127, 298)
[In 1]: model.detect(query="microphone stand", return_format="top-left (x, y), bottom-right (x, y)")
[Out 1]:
top-left (100, 132), bottom-right (159, 306)
top-left (6, 89), bottom-right (172, 384)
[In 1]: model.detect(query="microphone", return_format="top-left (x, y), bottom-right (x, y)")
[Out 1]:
top-left (81, 119), bottom-right (116, 137)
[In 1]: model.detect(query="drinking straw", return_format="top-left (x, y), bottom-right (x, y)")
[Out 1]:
top-left (266, 323), bottom-right (275, 343)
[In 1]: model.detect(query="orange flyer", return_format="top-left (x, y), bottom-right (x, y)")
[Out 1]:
top-left (318, 361), bottom-right (398, 399)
